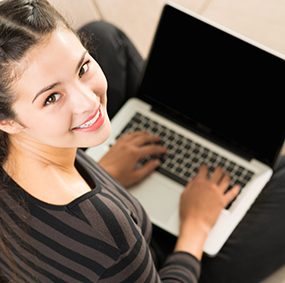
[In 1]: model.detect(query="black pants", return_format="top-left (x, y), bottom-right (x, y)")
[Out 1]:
top-left (78, 21), bottom-right (285, 283)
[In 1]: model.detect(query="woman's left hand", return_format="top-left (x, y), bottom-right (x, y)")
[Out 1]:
top-left (98, 131), bottom-right (167, 187)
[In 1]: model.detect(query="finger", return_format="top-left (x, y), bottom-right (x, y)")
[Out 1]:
top-left (223, 184), bottom-right (241, 207)
top-left (138, 144), bottom-right (167, 158)
top-left (210, 166), bottom-right (224, 184)
top-left (196, 164), bottom-right (208, 179)
top-left (184, 179), bottom-right (195, 191)
top-left (218, 173), bottom-right (231, 192)
top-left (129, 131), bottom-right (161, 146)
top-left (117, 131), bottom-right (141, 141)
top-left (134, 159), bottom-right (161, 182)
top-left (117, 131), bottom-right (150, 142)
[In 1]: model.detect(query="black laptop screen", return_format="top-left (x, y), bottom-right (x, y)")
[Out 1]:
top-left (138, 5), bottom-right (285, 167)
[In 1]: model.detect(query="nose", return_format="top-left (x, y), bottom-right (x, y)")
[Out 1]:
top-left (71, 85), bottom-right (97, 115)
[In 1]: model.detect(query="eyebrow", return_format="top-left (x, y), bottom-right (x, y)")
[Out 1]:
top-left (32, 51), bottom-right (88, 104)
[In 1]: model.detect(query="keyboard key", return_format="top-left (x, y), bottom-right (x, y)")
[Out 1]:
top-left (210, 156), bottom-right (217, 163)
top-left (177, 140), bottom-right (183, 146)
top-left (176, 148), bottom-right (182, 154)
top-left (185, 143), bottom-right (191, 150)
top-left (201, 152), bottom-right (208, 159)
top-left (184, 153), bottom-right (191, 159)
top-left (193, 148), bottom-right (199, 154)
top-left (177, 158), bottom-right (183, 164)
top-left (176, 167), bottom-right (183, 173)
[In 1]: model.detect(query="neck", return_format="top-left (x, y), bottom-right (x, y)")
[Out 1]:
top-left (4, 136), bottom-right (78, 174)
top-left (3, 136), bottom-right (92, 206)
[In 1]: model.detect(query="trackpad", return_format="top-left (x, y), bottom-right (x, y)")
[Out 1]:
top-left (128, 173), bottom-right (182, 224)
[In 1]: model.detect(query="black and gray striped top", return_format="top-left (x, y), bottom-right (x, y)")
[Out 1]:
top-left (0, 150), bottom-right (200, 282)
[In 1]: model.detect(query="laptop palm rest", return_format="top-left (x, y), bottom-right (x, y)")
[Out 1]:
top-left (129, 171), bottom-right (182, 234)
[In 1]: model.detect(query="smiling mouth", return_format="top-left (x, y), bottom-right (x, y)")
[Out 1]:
top-left (73, 108), bottom-right (100, 130)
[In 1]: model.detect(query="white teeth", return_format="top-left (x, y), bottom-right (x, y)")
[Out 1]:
top-left (76, 110), bottom-right (100, 129)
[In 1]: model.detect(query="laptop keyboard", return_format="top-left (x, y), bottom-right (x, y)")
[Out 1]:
top-left (118, 112), bottom-right (254, 209)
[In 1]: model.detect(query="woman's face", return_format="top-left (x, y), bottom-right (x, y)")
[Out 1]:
top-left (10, 27), bottom-right (111, 149)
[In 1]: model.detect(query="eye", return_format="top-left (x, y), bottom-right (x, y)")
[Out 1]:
top-left (79, 60), bottom-right (90, 78)
top-left (44, 93), bottom-right (61, 106)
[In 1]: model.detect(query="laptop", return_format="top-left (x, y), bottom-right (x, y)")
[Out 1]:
top-left (86, 2), bottom-right (285, 256)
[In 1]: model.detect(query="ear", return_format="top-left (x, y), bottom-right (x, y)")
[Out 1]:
top-left (0, 120), bottom-right (23, 134)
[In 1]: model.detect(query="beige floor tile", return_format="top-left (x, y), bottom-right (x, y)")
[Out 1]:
top-left (94, 0), bottom-right (212, 58)
top-left (49, 0), bottom-right (102, 30)
top-left (201, 0), bottom-right (285, 55)
top-left (261, 264), bottom-right (285, 283)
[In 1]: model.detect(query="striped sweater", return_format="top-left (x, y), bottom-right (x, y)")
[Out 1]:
top-left (0, 149), bottom-right (200, 282)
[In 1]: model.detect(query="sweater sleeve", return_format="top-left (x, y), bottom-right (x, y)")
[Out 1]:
top-left (97, 235), bottom-right (201, 283)
top-left (97, 234), bottom-right (200, 283)
top-left (159, 252), bottom-right (201, 283)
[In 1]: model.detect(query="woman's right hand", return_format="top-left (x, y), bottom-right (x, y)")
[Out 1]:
top-left (174, 164), bottom-right (240, 260)
top-left (98, 131), bottom-right (167, 187)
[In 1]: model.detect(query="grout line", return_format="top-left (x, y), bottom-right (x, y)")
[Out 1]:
top-left (196, 0), bottom-right (213, 14)
top-left (89, 0), bottom-right (104, 19)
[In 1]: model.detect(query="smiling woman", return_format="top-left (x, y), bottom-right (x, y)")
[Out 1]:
top-left (8, 27), bottom-right (111, 149)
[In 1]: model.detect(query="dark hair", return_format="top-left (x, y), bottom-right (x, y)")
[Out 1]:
top-left (0, 0), bottom-right (72, 280)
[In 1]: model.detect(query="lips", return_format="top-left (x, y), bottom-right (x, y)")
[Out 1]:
top-left (72, 105), bottom-right (105, 132)
top-left (74, 110), bottom-right (100, 129)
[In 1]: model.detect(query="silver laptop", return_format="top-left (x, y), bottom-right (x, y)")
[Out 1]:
top-left (86, 2), bottom-right (285, 256)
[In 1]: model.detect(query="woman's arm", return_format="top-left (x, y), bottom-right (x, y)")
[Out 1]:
top-left (174, 165), bottom-right (240, 260)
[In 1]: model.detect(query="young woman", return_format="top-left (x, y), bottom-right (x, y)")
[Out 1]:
top-left (0, 1), bottom-right (283, 283)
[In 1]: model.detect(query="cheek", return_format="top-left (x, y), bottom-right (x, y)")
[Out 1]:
top-left (20, 110), bottom-right (72, 137)
top-left (95, 75), bottom-right (108, 98)
top-left (91, 64), bottom-right (108, 98)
